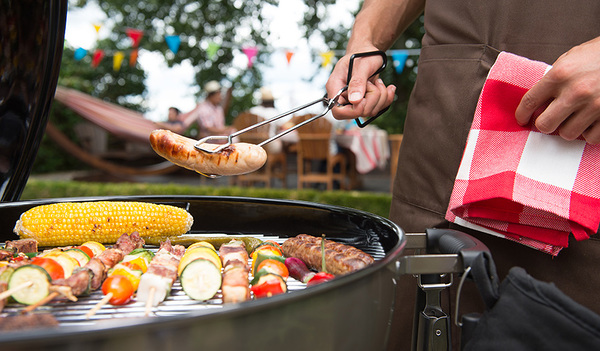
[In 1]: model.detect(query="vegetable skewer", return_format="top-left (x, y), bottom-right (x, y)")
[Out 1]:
top-left (137, 239), bottom-right (185, 316)
top-left (23, 233), bottom-right (145, 313)
top-left (249, 241), bottom-right (287, 299)
top-left (178, 242), bottom-right (222, 301)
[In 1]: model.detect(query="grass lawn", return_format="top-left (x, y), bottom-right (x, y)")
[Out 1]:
top-left (21, 179), bottom-right (393, 218)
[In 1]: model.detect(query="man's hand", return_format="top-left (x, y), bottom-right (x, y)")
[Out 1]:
top-left (325, 47), bottom-right (396, 120)
top-left (515, 37), bottom-right (600, 144)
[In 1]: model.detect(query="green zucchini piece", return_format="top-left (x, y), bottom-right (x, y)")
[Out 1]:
top-left (0, 266), bottom-right (15, 285)
top-left (65, 248), bottom-right (90, 266)
top-left (180, 258), bottom-right (222, 301)
top-left (123, 248), bottom-right (155, 263)
top-left (8, 265), bottom-right (51, 305)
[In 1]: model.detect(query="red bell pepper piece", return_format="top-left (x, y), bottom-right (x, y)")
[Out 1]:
top-left (251, 274), bottom-right (286, 298)
top-left (306, 272), bottom-right (335, 287)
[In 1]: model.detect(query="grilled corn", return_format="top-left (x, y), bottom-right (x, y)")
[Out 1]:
top-left (14, 201), bottom-right (194, 247)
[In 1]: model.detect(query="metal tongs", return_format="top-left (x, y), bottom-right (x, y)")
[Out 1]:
top-left (194, 50), bottom-right (389, 154)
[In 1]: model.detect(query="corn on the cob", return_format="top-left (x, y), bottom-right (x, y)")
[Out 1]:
top-left (13, 201), bottom-right (194, 247)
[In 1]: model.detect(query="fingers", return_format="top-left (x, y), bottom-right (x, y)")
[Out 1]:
top-left (582, 122), bottom-right (600, 144)
top-left (331, 81), bottom-right (396, 120)
top-left (363, 79), bottom-right (396, 116)
top-left (326, 50), bottom-right (396, 120)
top-left (515, 76), bottom-right (556, 126)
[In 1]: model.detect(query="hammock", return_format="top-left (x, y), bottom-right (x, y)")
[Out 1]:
top-left (49, 86), bottom-right (180, 176)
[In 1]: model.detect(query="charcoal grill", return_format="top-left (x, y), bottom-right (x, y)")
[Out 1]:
top-left (0, 195), bottom-right (405, 351)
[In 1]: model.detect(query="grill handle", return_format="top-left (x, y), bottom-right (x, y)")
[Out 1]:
top-left (425, 228), bottom-right (490, 269)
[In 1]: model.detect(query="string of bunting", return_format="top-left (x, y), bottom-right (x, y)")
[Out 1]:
top-left (74, 24), bottom-right (420, 74)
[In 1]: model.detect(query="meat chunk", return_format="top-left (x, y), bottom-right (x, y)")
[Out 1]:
top-left (5, 239), bottom-right (38, 253)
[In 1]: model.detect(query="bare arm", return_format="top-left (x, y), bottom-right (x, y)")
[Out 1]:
top-left (326, 0), bottom-right (425, 119)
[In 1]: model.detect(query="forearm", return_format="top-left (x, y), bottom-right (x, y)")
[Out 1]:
top-left (347, 0), bottom-right (425, 53)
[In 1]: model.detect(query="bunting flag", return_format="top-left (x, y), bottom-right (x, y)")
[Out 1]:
top-left (74, 47), bottom-right (87, 61)
top-left (391, 50), bottom-right (409, 74)
top-left (126, 28), bottom-right (144, 47)
top-left (93, 23), bottom-right (102, 39)
top-left (113, 51), bottom-right (125, 71)
top-left (242, 46), bottom-right (258, 68)
top-left (165, 35), bottom-right (181, 54)
top-left (320, 50), bottom-right (334, 68)
top-left (72, 22), bottom-right (423, 74)
top-left (207, 42), bottom-right (220, 60)
top-left (129, 48), bottom-right (138, 67)
top-left (91, 49), bottom-right (105, 68)
top-left (285, 50), bottom-right (294, 65)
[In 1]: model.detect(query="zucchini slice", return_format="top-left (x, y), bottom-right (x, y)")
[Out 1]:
top-left (180, 258), bottom-right (222, 301)
top-left (8, 265), bottom-right (51, 305)
top-left (65, 248), bottom-right (90, 266)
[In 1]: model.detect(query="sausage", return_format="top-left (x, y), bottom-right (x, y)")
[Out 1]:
top-left (149, 129), bottom-right (267, 176)
top-left (281, 234), bottom-right (375, 276)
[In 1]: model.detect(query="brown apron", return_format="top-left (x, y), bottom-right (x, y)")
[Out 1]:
top-left (388, 1), bottom-right (600, 349)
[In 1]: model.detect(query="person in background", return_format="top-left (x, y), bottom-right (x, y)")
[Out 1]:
top-left (325, 0), bottom-right (600, 349)
top-left (155, 106), bottom-right (185, 134)
top-left (249, 87), bottom-right (278, 120)
top-left (249, 87), bottom-right (286, 153)
top-left (178, 80), bottom-right (235, 138)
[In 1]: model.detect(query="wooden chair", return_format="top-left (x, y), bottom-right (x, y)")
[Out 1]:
top-left (388, 134), bottom-right (403, 191)
top-left (231, 112), bottom-right (287, 188)
top-left (293, 114), bottom-right (348, 190)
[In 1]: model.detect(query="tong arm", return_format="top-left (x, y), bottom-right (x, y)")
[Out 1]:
top-left (195, 86), bottom-right (346, 154)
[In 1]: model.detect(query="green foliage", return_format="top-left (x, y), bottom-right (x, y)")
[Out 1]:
top-left (21, 179), bottom-right (392, 218)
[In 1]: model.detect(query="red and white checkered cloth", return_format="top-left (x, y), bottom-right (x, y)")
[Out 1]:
top-left (446, 52), bottom-right (600, 256)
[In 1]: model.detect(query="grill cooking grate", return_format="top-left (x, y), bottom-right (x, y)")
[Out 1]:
top-left (1, 234), bottom-right (386, 326)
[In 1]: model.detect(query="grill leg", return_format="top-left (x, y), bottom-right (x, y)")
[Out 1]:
top-left (413, 274), bottom-right (451, 351)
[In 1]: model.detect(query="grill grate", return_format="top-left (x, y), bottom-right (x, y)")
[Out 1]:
top-left (1, 234), bottom-right (386, 326)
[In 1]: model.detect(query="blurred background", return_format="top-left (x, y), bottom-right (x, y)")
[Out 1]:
top-left (33, 0), bottom-right (424, 178)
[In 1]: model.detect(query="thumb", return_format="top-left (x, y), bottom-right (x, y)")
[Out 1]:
top-left (347, 74), bottom-right (368, 104)
top-left (346, 55), bottom-right (384, 104)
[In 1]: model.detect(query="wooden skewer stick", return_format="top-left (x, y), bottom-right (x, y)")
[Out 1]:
top-left (0, 281), bottom-right (33, 301)
top-left (20, 291), bottom-right (60, 314)
top-left (144, 287), bottom-right (155, 317)
top-left (85, 292), bottom-right (112, 319)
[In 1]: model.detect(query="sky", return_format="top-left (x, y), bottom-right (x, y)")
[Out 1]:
top-left (63, 1), bottom-right (360, 122)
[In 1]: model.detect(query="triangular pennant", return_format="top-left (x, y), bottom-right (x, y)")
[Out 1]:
top-left (91, 49), bottom-right (105, 68)
top-left (285, 50), bottom-right (294, 65)
top-left (242, 46), bottom-right (258, 68)
top-left (391, 50), bottom-right (409, 74)
top-left (126, 28), bottom-right (144, 47)
top-left (74, 47), bottom-right (87, 61)
top-left (93, 24), bottom-right (102, 34)
top-left (129, 48), bottom-right (138, 67)
top-left (207, 42), bottom-right (220, 60)
top-left (113, 51), bottom-right (125, 71)
top-left (165, 35), bottom-right (181, 54)
top-left (320, 51), bottom-right (335, 68)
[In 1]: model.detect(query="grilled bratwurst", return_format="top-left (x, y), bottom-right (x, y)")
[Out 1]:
top-left (282, 234), bottom-right (374, 276)
top-left (149, 129), bottom-right (267, 176)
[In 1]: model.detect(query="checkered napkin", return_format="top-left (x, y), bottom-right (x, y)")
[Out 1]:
top-left (445, 52), bottom-right (600, 256)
